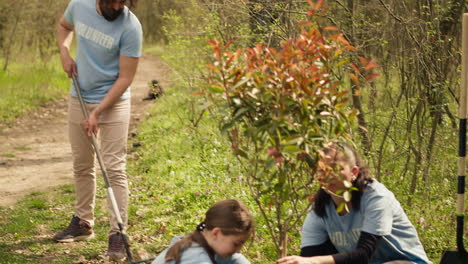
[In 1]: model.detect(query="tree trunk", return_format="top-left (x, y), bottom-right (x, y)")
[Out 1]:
top-left (2, 0), bottom-right (24, 71)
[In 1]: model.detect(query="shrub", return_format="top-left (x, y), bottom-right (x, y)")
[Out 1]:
top-left (203, 0), bottom-right (377, 257)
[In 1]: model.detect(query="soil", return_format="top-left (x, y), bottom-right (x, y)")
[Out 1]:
top-left (0, 54), bottom-right (171, 207)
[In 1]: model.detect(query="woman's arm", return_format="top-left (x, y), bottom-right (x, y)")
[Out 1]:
top-left (278, 232), bottom-right (381, 264)
top-left (331, 231), bottom-right (381, 264)
top-left (301, 239), bottom-right (338, 257)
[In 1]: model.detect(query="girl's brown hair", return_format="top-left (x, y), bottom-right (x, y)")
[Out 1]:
top-left (165, 199), bottom-right (254, 264)
top-left (313, 142), bottom-right (373, 217)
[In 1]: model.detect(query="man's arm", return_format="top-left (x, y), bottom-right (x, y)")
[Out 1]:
top-left (56, 16), bottom-right (76, 77)
top-left (83, 56), bottom-right (139, 136)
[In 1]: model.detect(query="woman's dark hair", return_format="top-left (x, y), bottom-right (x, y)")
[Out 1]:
top-left (313, 142), bottom-right (373, 217)
top-left (165, 199), bottom-right (254, 264)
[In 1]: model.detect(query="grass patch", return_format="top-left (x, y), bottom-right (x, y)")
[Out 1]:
top-left (1, 153), bottom-right (15, 158)
top-left (143, 45), bottom-right (166, 57)
top-left (0, 56), bottom-right (69, 124)
top-left (14, 146), bottom-right (32, 151)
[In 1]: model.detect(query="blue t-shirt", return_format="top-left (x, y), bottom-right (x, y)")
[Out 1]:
top-left (64, 0), bottom-right (143, 103)
top-left (151, 236), bottom-right (251, 264)
top-left (301, 180), bottom-right (431, 264)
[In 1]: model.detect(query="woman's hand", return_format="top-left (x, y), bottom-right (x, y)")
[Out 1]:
top-left (277, 256), bottom-right (317, 264)
top-left (276, 255), bottom-right (334, 264)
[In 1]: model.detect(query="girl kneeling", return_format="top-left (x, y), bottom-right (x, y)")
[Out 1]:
top-left (152, 199), bottom-right (254, 264)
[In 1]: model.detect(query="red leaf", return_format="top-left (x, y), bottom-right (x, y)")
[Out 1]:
top-left (298, 20), bottom-right (313, 26)
top-left (323, 26), bottom-right (339, 31)
top-left (358, 56), bottom-right (368, 67)
top-left (364, 59), bottom-right (378, 71)
top-left (337, 35), bottom-right (350, 46)
top-left (207, 64), bottom-right (220, 73)
top-left (365, 73), bottom-right (380, 82)
top-left (207, 40), bottom-right (218, 47)
top-left (316, 0), bottom-right (324, 10)
top-left (349, 73), bottom-right (359, 86)
top-left (350, 63), bottom-right (360, 73)
top-left (225, 53), bottom-right (236, 66)
top-left (224, 41), bottom-right (233, 49)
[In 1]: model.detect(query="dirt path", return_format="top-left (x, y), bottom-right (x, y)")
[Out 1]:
top-left (0, 54), bottom-right (171, 207)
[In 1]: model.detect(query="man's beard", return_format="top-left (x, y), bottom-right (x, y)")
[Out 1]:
top-left (100, 4), bottom-right (123, 21)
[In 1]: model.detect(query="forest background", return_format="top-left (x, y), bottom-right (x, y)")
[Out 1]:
top-left (0, 0), bottom-right (466, 263)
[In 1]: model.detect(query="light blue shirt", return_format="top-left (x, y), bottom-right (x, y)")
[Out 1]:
top-left (64, 0), bottom-right (142, 103)
top-left (151, 236), bottom-right (250, 264)
top-left (301, 180), bottom-right (431, 264)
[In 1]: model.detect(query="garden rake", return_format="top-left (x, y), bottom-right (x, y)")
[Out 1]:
top-left (71, 75), bottom-right (133, 262)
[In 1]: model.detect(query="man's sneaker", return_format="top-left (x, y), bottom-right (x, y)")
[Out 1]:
top-left (53, 216), bottom-right (95, 243)
top-left (106, 232), bottom-right (129, 261)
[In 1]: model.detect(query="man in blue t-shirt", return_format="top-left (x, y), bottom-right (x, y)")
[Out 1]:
top-left (53, 0), bottom-right (142, 261)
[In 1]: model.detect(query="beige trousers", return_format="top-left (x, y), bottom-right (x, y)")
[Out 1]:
top-left (68, 96), bottom-right (130, 234)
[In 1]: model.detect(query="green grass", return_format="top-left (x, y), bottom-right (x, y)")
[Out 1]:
top-left (0, 56), bottom-right (69, 124)
top-left (1, 153), bottom-right (15, 158)
top-left (14, 146), bottom-right (32, 151)
top-left (143, 45), bottom-right (166, 57)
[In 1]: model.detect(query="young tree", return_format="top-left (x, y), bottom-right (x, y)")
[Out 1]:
top-left (203, 0), bottom-right (377, 257)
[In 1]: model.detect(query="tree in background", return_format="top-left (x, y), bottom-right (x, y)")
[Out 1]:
top-left (0, 0), bottom-right (68, 71)
top-left (203, 1), bottom-right (377, 257)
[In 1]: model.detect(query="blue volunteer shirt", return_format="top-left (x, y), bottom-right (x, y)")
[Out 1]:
top-left (64, 0), bottom-right (142, 103)
top-left (301, 180), bottom-right (432, 264)
top-left (151, 236), bottom-right (251, 264)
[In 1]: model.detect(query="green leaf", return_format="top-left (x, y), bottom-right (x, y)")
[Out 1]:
top-left (334, 121), bottom-right (344, 135)
top-left (343, 190), bottom-right (351, 202)
top-left (283, 145), bottom-right (302, 154)
top-left (199, 101), bottom-right (213, 111)
top-left (233, 107), bottom-right (250, 120)
top-left (283, 135), bottom-right (304, 145)
top-left (265, 158), bottom-right (276, 170)
top-left (336, 202), bottom-right (346, 213)
top-left (304, 153), bottom-right (316, 168)
top-left (220, 121), bottom-right (235, 135)
top-left (232, 147), bottom-right (248, 159)
top-left (230, 77), bottom-right (250, 91)
top-left (343, 180), bottom-right (352, 188)
top-left (206, 85), bottom-right (224, 93)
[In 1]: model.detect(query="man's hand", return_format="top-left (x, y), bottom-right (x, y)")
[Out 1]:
top-left (82, 109), bottom-right (100, 136)
top-left (60, 52), bottom-right (77, 78)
